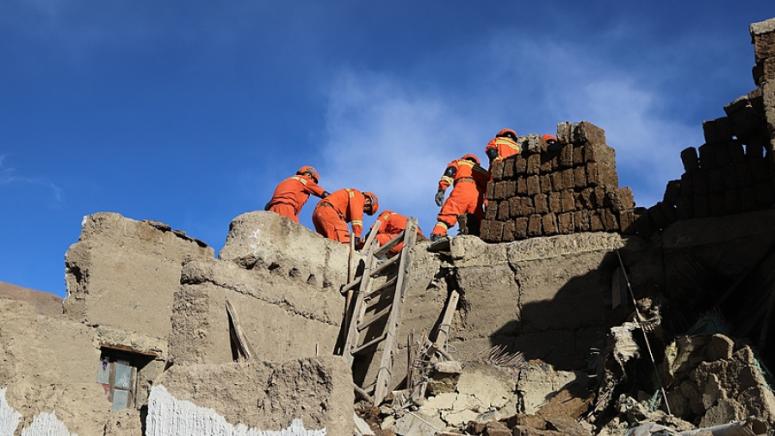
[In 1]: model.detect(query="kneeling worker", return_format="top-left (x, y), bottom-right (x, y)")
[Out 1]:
top-left (313, 189), bottom-right (379, 245)
top-left (431, 154), bottom-right (488, 240)
top-left (372, 210), bottom-right (426, 256)
top-left (265, 166), bottom-right (329, 223)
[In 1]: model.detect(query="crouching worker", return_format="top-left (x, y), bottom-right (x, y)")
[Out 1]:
top-left (313, 189), bottom-right (378, 245)
top-left (431, 154), bottom-right (488, 241)
top-left (371, 210), bottom-right (426, 256)
top-left (265, 166), bottom-right (329, 223)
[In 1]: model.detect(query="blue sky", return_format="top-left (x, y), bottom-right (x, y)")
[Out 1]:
top-left (1, 1), bottom-right (771, 296)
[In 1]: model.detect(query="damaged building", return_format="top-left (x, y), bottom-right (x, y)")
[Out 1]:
top-left (2, 16), bottom-right (775, 436)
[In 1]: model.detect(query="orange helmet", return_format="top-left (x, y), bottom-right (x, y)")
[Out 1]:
top-left (461, 153), bottom-right (481, 166)
top-left (542, 134), bottom-right (557, 143)
top-left (296, 166), bottom-right (320, 183)
top-left (364, 192), bottom-right (379, 215)
top-left (496, 128), bottom-right (518, 140)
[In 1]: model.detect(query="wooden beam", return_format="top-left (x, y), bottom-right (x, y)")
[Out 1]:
top-left (226, 299), bottom-right (254, 361)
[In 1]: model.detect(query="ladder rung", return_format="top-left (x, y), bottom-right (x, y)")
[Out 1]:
top-left (350, 332), bottom-right (388, 355)
top-left (364, 276), bottom-right (397, 300)
top-left (370, 253), bottom-right (401, 277)
top-left (357, 306), bottom-right (392, 331)
top-left (374, 232), bottom-right (406, 257)
top-left (340, 277), bottom-right (363, 295)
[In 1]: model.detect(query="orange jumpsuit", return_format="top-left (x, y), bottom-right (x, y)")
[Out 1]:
top-left (312, 188), bottom-right (366, 243)
top-left (432, 159), bottom-right (488, 237)
top-left (266, 175), bottom-right (326, 223)
top-left (485, 136), bottom-right (521, 162)
top-left (374, 211), bottom-right (424, 256)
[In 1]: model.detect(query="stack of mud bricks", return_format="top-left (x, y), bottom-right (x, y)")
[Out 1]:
top-left (645, 19), bottom-right (775, 233)
top-left (480, 121), bottom-right (637, 243)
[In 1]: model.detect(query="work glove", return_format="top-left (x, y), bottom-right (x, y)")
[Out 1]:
top-left (434, 190), bottom-right (445, 207)
top-left (353, 237), bottom-right (363, 250)
top-left (321, 191), bottom-right (331, 198)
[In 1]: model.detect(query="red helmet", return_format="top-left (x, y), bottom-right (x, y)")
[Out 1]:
top-left (496, 128), bottom-right (518, 140)
top-left (296, 166), bottom-right (320, 183)
top-left (461, 153), bottom-right (481, 166)
top-left (364, 192), bottom-right (379, 215)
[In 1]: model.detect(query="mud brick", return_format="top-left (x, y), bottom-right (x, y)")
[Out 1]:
top-left (709, 193), bottom-right (726, 216)
top-left (540, 154), bottom-right (554, 173)
top-left (693, 195), bottom-right (709, 218)
top-left (527, 214), bottom-right (543, 237)
top-left (729, 141), bottom-right (746, 163)
top-left (735, 162), bottom-right (753, 187)
top-left (574, 210), bottom-right (590, 232)
top-left (702, 117), bottom-right (733, 144)
top-left (607, 187), bottom-right (636, 211)
top-left (497, 201), bottom-right (511, 220)
top-left (746, 141), bottom-right (767, 160)
top-left (751, 158), bottom-right (770, 181)
top-left (691, 169), bottom-right (709, 194)
top-left (662, 181), bottom-right (681, 207)
top-left (526, 175), bottom-right (540, 196)
top-left (756, 183), bottom-right (775, 207)
top-left (677, 194), bottom-right (693, 219)
top-left (533, 194), bottom-right (549, 214)
top-left (485, 182), bottom-right (494, 200)
top-left (540, 174), bottom-right (552, 194)
top-left (752, 22), bottom-right (775, 62)
top-left (708, 169), bottom-right (724, 193)
top-left (526, 154), bottom-right (541, 175)
top-left (559, 143), bottom-right (574, 168)
top-left (479, 219), bottom-right (491, 241)
top-left (485, 201), bottom-right (498, 220)
top-left (557, 212), bottom-right (574, 234)
top-left (680, 173), bottom-right (693, 197)
top-left (510, 197), bottom-right (533, 217)
top-left (561, 190), bottom-right (576, 212)
top-left (490, 160), bottom-right (504, 181)
top-left (574, 121), bottom-right (607, 146)
top-left (542, 213), bottom-right (558, 235)
top-left (487, 220), bottom-right (505, 242)
top-left (501, 158), bottom-right (515, 179)
top-left (514, 157), bottom-right (527, 175)
top-left (721, 165), bottom-right (737, 190)
top-left (740, 188), bottom-right (756, 211)
top-left (577, 188), bottom-right (594, 209)
top-left (647, 202), bottom-right (675, 230)
top-left (574, 166), bottom-right (587, 188)
top-left (551, 171), bottom-right (565, 191)
top-left (592, 186), bottom-right (607, 208)
top-left (548, 191), bottom-right (562, 213)
top-left (583, 142), bottom-right (613, 164)
top-left (556, 121), bottom-right (573, 143)
top-left (573, 146), bottom-right (584, 165)
top-left (504, 180), bottom-right (516, 197)
top-left (619, 210), bottom-right (636, 234)
top-left (712, 143), bottom-right (732, 168)
top-left (698, 144), bottom-right (717, 169)
top-left (724, 189), bottom-right (739, 214)
top-left (600, 208), bottom-right (619, 232)
top-left (589, 211), bottom-right (604, 232)
top-left (494, 181), bottom-right (505, 199)
top-left (680, 147), bottom-right (699, 171)
top-left (514, 217), bottom-right (529, 239)
top-left (562, 168), bottom-right (574, 189)
top-left (517, 177), bottom-right (528, 195)
top-left (586, 161), bottom-right (618, 187)
top-left (502, 221), bottom-right (515, 242)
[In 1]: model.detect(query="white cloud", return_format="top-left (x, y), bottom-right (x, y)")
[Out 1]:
top-left (318, 37), bottom-right (702, 233)
top-left (0, 155), bottom-right (64, 204)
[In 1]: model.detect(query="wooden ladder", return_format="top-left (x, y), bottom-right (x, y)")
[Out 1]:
top-left (340, 218), bottom-right (419, 406)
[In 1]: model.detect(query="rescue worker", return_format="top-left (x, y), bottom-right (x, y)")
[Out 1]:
top-left (313, 189), bottom-right (379, 244)
top-left (265, 166), bottom-right (329, 223)
top-left (370, 210), bottom-right (426, 256)
top-left (432, 154), bottom-right (488, 240)
top-left (485, 129), bottom-right (558, 166)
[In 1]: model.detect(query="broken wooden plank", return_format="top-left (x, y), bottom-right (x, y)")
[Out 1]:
top-left (226, 298), bottom-right (254, 361)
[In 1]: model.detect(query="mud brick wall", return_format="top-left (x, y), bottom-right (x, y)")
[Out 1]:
top-left (637, 20), bottom-right (775, 235)
top-left (480, 121), bottom-right (637, 243)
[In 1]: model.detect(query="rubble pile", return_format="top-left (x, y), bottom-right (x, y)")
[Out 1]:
top-left (481, 122), bottom-right (637, 243)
